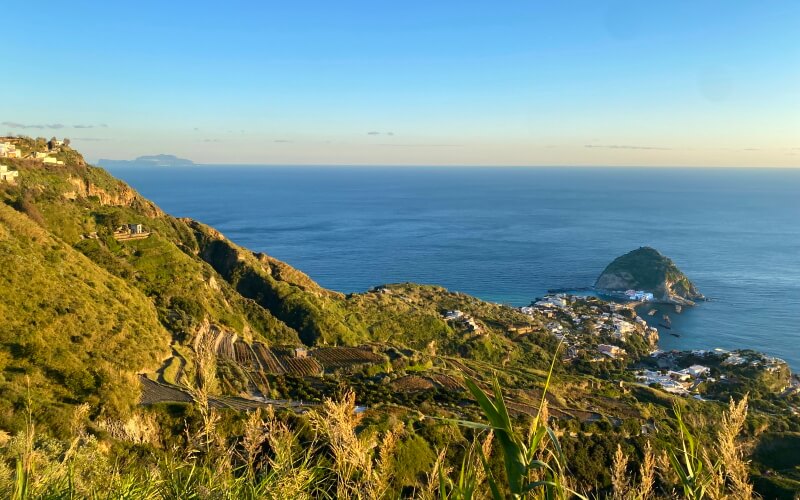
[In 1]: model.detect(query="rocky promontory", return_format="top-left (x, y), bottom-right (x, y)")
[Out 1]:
top-left (595, 247), bottom-right (704, 305)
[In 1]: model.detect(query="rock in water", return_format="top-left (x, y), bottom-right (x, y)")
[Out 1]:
top-left (595, 247), bottom-right (704, 305)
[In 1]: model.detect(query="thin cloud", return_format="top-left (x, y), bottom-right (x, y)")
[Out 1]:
top-left (72, 137), bottom-right (110, 141)
top-left (202, 138), bottom-right (221, 143)
top-left (367, 131), bottom-right (381, 135)
top-left (274, 139), bottom-right (293, 143)
top-left (73, 123), bottom-right (108, 129)
top-left (377, 143), bottom-right (462, 148)
top-left (584, 144), bottom-right (672, 151)
top-left (2, 121), bottom-right (65, 130)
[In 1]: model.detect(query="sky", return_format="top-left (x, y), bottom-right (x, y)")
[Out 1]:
top-left (2, 1), bottom-right (799, 167)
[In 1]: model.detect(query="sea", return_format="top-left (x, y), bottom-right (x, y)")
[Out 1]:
top-left (106, 165), bottom-right (800, 371)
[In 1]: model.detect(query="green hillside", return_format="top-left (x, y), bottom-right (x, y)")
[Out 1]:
top-left (0, 201), bottom-right (169, 433)
top-left (0, 139), bottom-right (798, 497)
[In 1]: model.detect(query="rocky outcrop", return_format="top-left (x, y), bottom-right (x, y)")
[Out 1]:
top-left (596, 247), bottom-right (703, 305)
top-left (65, 175), bottom-right (162, 217)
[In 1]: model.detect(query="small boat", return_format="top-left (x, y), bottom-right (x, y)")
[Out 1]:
top-left (670, 333), bottom-right (681, 338)
top-left (675, 304), bottom-right (683, 314)
top-left (659, 314), bottom-right (672, 329)
top-left (647, 309), bottom-right (657, 316)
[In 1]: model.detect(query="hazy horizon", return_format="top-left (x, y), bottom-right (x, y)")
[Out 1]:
top-left (3, 1), bottom-right (799, 167)
top-left (103, 159), bottom-right (800, 169)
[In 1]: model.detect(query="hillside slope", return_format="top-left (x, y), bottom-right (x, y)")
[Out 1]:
top-left (0, 139), bottom-right (556, 416)
top-left (0, 201), bottom-right (170, 432)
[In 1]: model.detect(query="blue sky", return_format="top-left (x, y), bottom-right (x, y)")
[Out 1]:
top-left (2, 1), bottom-right (798, 166)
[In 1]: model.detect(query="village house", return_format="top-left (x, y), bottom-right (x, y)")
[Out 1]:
top-left (508, 324), bottom-right (534, 335)
top-left (680, 365), bottom-right (710, 378)
top-left (612, 317), bottom-right (636, 339)
top-left (636, 369), bottom-right (690, 395)
top-left (42, 156), bottom-right (65, 165)
top-left (443, 310), bottom-right (464, 320)
top-left (535, 294), bottom-right (568, 308)
top-left (0, 142), bottom-right (22, 158)
top-left (0, 164), bottom-right (19, 183)
top-left (113, 223), bottom-right (151, 241)
top-left (722, 353), bottom-right (746, 366)
top-left (597, 343), bottom-right (626, 359)
top-left (462, 316), bottom-right (481, 332)
top-left (625, 290), bottom-right (655, 302)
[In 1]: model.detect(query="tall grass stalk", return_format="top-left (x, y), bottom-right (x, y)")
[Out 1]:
top-left (450, 342), bottom-right (586, 500)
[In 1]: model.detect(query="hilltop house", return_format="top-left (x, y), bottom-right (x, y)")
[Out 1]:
top-left (0, 164), bottom-right (19, 183)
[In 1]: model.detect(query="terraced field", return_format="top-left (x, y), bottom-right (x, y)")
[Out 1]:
top-left (312, 346), bottom-right (385, 368)
top-left (252, 342), bottom-right (285, 374)
top-left (139, 376), bottom-right (194, 405)
top-left (139, 376), bottom-right (319, 411)
top-left (429, 373), bottom-right (464, 391)
top-left (280, 356), bottom-right (324, 377)
top-left (233, 340), bottom-right (257, 367)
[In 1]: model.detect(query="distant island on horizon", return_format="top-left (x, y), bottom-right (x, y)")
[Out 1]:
top-left (98, 154), bottom-right (195, 167)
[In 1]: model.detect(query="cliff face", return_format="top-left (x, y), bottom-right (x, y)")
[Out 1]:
top-left (595, 247), bottom-right (703, 304)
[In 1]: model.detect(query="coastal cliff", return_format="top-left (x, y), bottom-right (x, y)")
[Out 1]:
top-left (595, 247), bottom-right (704, 305)
top-left (2, 138), bottom-right (798, 496)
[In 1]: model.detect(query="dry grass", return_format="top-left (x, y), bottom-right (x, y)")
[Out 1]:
top-left (612, 444), bottom-right (630, 500)
top-left (707, 395), bottom-right (753, 500)
top-left (0, 374), bottom-right (758, 500)
top-left (307, 390), bottom-right (400, 499)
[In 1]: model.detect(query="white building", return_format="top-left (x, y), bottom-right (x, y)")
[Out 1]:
top-left (680, 365), bottom-right (710, 378)
top-left (723, 354), bottom-right (746, 366)
top-left (535, 295), bottom-right (568, 308)
top-left (598, 344), bottom-right (626, 359)
top-left (0, 164), bottom-right (19, 183)
top-left (0, 142), bottom-right (21, 158)
top-left (443, 310), bottom-right (464, 320)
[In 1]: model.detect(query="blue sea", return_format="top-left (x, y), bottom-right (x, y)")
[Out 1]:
top-left (107, 165), bottom-right (800, 371)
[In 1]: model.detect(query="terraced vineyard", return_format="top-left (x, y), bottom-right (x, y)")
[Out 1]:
top-left (233, 340), bottom-right (257, 367)
top-left (252, 342), bottom-right (285, 374)
top-left (139, 376), bottom-right (194, 405)
top-left (139, 376), bottom-right (318, 411)
top-left (279, 356), bottom-right (324, 377)
top-left (312, 346), bottom-right (385, 368)
top-left (213, 332), bottom-right (237, 360)
top-left (429, 373), bottom-right (464, 391)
